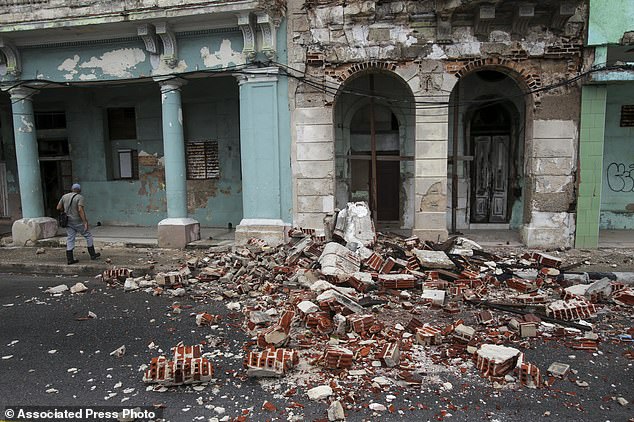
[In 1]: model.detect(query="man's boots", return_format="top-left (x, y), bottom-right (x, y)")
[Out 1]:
top-left (66, 250), bottom-right (79, 265)
top-left (88, 246), bottom-right (101, 260)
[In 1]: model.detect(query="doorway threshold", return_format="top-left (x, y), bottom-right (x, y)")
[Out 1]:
top-left (469, 223), bottom-right (510, 230)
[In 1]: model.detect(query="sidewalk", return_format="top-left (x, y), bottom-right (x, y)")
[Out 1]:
top-left (0, 225), bottom-right (235, 276)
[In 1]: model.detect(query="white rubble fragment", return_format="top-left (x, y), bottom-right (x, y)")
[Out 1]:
top-left (297, 300), bottom-right (319, 314)
top-left (616, 397), bottom-right (628, 406)
top-left (413, 249), bottom-right (455, 269)
top-left (307, 385), bottom-right (333, 401)
top-left (48, 350), bottom-right (57, 354)
top-left (333, 202), bottom-right (375, 247)
top-left (369, 403), bottom-right (386, 411)
top-left (226, 302), bottom-right (241, 311)
top-left (328, 400), bottom-right (345, 421)
top-left (372, 376), bottom-right (391, 386)
top-left (46, 388), bottom-right (59, 393)
top-left (110, 345), bottom-right (126, 358)
top-left (46, 284), bottom-right (69, 294)
top-left (88, 311), bottom-right (97, 319)
top-left (123, 279), bottom-right (139, 291)
top-left (2, 355), bottom-right (13, 360)
top-left (318, 242), bottom-right (361, 276)
top-left (421, 289), bottom-right (446, 305)
top-left (70, 282), bottom-right (88, 294)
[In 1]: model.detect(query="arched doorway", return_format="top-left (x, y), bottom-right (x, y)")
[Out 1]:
top-left (448, 69), bottom-right (525, 230)
top-left (334, 71), bottom-right (415, 228)
top-left (470, 102), bottom-right (514, 223)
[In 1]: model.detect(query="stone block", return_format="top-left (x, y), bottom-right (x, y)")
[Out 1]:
top-left (535, 175), bottom-right (574, 193)
top-left (157, 218), bottom-right (200, 249)
top-left (297, 142), bottom-right (334, 161)
top-left (295, 160), bottom-right (334, 179)
top-left (533, 157), bottom-right (574, 175)
top-left (12, 217), bottom-right (58, 246)
top-left (415, 140), bottom-right (447, 159)
top-left (235, 218), bottom-right (288, 247)
top-left (294, 107), bottom-right (332, 125)
top-left (533, 119), bottom-right (577, 140)
top-left (295, 212), bottom-right (328, 231)
top-left (295, 124), bottom-right (334, 143)
top-left (297, 178), bottom-right (334, 196)
top-left (532, 137), bottom-right (575, 158)
top-left (415, 159), bottom-right (447, 177)
top-left (416, 122), bottom-right (448, 141)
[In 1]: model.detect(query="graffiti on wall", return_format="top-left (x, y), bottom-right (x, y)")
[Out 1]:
top-left (606, 162), bottom-right (634, 192)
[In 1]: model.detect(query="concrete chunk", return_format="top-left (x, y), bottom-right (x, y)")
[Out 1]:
top-left (413, 249), bottom-right (455, 269)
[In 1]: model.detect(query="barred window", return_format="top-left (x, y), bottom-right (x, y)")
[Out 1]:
top-left (186, 140), bottom-right (220, 180)
top-left (621, 105), bottom-right (634, 127)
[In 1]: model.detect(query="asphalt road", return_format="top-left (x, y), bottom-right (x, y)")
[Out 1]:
top-left (0, 273), bottom-right (632, 422)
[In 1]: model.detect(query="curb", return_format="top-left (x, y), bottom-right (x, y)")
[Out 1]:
top-left (0, 262), bottom-right (155, 277)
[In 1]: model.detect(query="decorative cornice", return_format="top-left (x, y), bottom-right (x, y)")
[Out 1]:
top-left (474, 4), bottom-right (495, 37)
top-left (512, 3), bottom-right (535, 35)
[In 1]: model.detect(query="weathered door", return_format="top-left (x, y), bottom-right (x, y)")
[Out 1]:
top-left (471, 135), bottom-right (509, 223)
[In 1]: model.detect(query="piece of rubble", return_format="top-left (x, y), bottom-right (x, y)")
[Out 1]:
top-left (333, 202), bottom-right (375, 247)
top-left (421, 289), bottom-right (446, 306)
top-left (155, 271), bottom-right (183, 287)
top-left (476, 344), bottom-right (521, 380)
top-left (415, 325), bottom-right (443, 346)
top-left (257, 310), bottom-right (294, 348)
top-left (547, 362), bottom-right (570, 378)
top-left (102, 268), bottom-right (131, 283)
top-left (307, 385), bottom-right (333, 401)
top-left (377, 342), bottom-right (400, 368)
top-left (244, 348), bottom-right (298, 377)
top-left (123, 278), bottom-right (139, 291)
top-left (328, 400), bottom-right (345, 421)
top-left (323, 345), bottom-right (354, 369)
top-left (413, 249), bottom-right (454, 269)
top-left (70, 282), bottom-right (88, 294)
top-left (453, 324), bottom-right (475, 342)
top-left (110, 345), bottom-right (126, 358)
top-left (318, 242), bottom-right (361, 276)
top-left (546, 299), bottom-right (597, 321)
top-left (616, 397), bottom-right (629, 406)
top-left (612, 287), bottom-right (634, 306)
top-left (45, 284), bottom-right (68, 294)
top-left (195, 313), bottom-right (218, 327)
top-left (143, 343), bottom-right (213, 386)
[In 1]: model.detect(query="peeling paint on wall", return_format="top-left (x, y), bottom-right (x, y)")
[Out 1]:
top-left (18, 116), bottom-right (33, 133)
top-left (153, 59), bottom-right (188, 76)
top-left (79, 48), bottom-right (146, 78)
top-left (200, 40), bottom-right (244, 68)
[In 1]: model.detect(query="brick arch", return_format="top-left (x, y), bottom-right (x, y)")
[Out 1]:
top-left (325, 61), bottom-right (398, 84)
top-left (445, 57), bottom-right (542, 104)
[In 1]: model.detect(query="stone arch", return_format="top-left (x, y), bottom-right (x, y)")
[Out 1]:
top-left (332, 65), bottom-right (417, 228)
top-left (445, 58), bottom-right (541, 106)
top-left (447, 65), bottom-right (534, 234)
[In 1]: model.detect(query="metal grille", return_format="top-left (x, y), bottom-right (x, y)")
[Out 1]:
top-left (620, 105), bottom-right (634, 127)
top-left (186, 141), bottom-right (219, 180)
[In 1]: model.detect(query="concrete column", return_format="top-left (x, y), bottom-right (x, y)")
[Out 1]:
top-left (6, 86), bottom-right (57, 245)
top-left (9, 87), bottom-right (44, 218)
top-left (155, 77), bottom-right (200, 248)
top-left (234, 67), bottom-right (288, 245)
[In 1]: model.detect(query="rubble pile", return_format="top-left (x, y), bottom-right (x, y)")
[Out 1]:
top-left (98, 202), bottom-right (633, 416)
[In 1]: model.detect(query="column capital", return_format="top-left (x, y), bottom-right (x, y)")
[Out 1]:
top-left (234, 67), bottom-right (279, 85)
top-left (3, 86), bottom-right (39, 101)
top-left (154, 76), bottom-right (187, 93)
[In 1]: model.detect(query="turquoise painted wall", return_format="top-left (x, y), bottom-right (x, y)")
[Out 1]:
top-left (3, 30), bottom-right (244, 83)
top-left (588, 0), bottom-right (634, 46)
top-left (600, 84), bottom-right (634, 229)
top-left (31, 78), bottom-right (242, 227)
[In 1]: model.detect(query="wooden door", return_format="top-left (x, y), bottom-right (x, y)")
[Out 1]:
top-left (377, 160), bottom-right (400, 221)
top-left (471, 135), bottom-right (509, 223)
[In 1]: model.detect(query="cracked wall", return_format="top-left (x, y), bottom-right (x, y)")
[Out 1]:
top-left (289, 0), bottom-right (586, 247)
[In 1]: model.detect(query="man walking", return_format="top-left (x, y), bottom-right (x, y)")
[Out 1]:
top-left (56, 183), bottom-right (100, 264)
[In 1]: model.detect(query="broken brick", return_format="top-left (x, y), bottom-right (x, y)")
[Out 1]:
top-left (323, 345), bottom-right (354, 369)
top-left (244, 348), bottom-right (299, 377)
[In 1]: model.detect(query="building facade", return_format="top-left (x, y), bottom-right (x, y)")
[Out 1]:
top-left (0, 0), bottom-right (291, 247)
top-left (575, 0), bottom-right (634, 248)
top-left (287, 0), bottom-right (586, 248)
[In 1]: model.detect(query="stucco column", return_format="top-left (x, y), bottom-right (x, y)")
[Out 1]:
top-left (234, 67), bottom-right (288, 246)
top-left (5, 86), bottom-right (57, 245)
top-left (155, 77), bottom-right (200, 248)
top-left (9, 87), bottom-right (44, 218)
